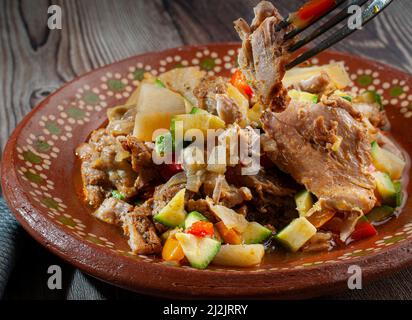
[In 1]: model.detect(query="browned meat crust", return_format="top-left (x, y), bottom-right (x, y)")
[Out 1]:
top-left (226, 166), bottom-right (298, 229)
top-left (262, 101), bottom-right (377, 214)
top-left (234, 1), bottom-right (294, 111)
top-left (93, 197), bottom-right (162, 254)
top-left (122, 205), bottom-right (162, 255)
top-left (77, 142), bottom-right (109, 207)
top-left (186, 198), bottom-right (217, 222)
top-left (120, 135), bottom-right (160, 191)
top-left (321, 94), bottom-right (362, 120)
top-left (226, 166), bottom-right (297, 198)
top-left (93, 197), bottom-right (133, 225)
top-left (76, 129), bottom-right (138, 207)
top-left (202, 172), bottom-right (252, 208)
top-left (152, 181), bottom-right (186, 216)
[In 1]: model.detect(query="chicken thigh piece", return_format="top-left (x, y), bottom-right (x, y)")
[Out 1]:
top-left (234, 1), bottom-right (294, 111)
top-left (261, 101), bottom-right (377, 214)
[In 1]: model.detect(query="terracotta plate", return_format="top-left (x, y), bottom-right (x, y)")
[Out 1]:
top-left (2, 43), bottom-right (412, 299)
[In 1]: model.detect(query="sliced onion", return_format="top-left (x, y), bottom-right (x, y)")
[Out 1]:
top-left (340, 210), bottom-right (362, 242)
top-left (212, 174), bottom-right (224, 203)
top-left (107, 120), bottom-right (134, 136)
top-left (160, 172), bottom-right (187, 193)
top-left (107, 105), bottom-right (133, 122)
top-left (186, 170), bottom-right (205, 192)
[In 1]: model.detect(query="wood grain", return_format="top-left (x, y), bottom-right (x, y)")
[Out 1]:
top-left (1, 0), bottom-right (412, 300)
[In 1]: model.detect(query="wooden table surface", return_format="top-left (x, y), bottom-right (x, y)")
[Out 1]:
top-left (1, 0), bottom-right (412, 300)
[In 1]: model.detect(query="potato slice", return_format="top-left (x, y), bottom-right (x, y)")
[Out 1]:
top-left (212, 244), bottom-right (265, 267)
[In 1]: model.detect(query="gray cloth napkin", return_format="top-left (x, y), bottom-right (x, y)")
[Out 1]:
top-left (0, 197), bottom-right (21, 298)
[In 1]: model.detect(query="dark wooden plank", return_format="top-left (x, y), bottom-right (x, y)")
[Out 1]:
top-left (164, 0), bottom-right (412, 73)
top-left (1, 0), bottom-right (412, 300)
top-left (328, 268), bottom-right (412, 300)
top-left (3, 233), bottom-right (74, 300)
top-left (0, 0), bottom-right (183, 153)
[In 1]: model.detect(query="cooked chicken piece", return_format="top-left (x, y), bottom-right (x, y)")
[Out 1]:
top-left (292, 72), bottom-right (334, 94)
top-left (92, 197), bottom-right (161, 254)
top-left (261, 101), bottom-right (377, 214)
top-left (77, 143), bottom-right (109, 207)
top-left (202, 172), bottom-right (252, 208)
top-left (120, 135), bottom-right (160, 191)
top-left (151, 178), bottom-right (188, 233)
top-left (216, 94), bottom-right (244, 125)
top-left (322, 94), bottom-right (388, 140)
top-left (193, 75), bottom-right (227, 114)
top-left (226, 165), bottom-right (298, 229)
top-left (320, 94), bottom-right (362, 121)
top-left (353, 102), bottom-right (387, 128)
top-left (227, 166), bottom-right (297, 198)
top-left (186, 198), bottom-right (217, 222)
top-left (93, 197), bottom-right (133, 225)
top-left (158, 66), bottom-right (206, 107)
top-left (122, 205), bottom-right (162, 255)
top-left (246, 194), bottom-right (298, 231)
top-left (152, 181), bottom-right (186, 216)
top-left (234, 1), bottom-right (294, 111)
top-left (76, 129), bottom-right (138, 207)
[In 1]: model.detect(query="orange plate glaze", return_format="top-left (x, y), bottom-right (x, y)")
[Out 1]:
top-left (2, 43), bottom-right (412, 299)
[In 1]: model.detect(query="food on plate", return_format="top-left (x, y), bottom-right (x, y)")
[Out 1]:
top-left (76, 1), bottom-right (407, 269)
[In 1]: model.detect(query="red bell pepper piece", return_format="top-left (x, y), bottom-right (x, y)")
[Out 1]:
top-left (291, 0), bottom-right (336, 28)
top-left (231, 70), bottom-right (253, 98)
top-left (351, 216), bottom-right (378, 241)
top-left (159, 162), bottom-right (183, 180)
top-left (186, 221), bottom-right (215, 238)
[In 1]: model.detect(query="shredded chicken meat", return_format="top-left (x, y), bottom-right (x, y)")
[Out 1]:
top-left (76, 129), bottom-right (138, 207)
top-left (193, 75), bottom-right (227, 114)
top-left (234, 1), bottom-right (294, 111)
top-left (93, 197), bottom-right (162, 254)
top-left (261, 101), bottom-right (377, 214)
top-left (74, 1), bottom-right (407, 263)
top-left (120, 135), bottom-right (160, 191)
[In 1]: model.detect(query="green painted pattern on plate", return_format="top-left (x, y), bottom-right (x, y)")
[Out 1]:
top-left (41, 197), bottom-right (59, 209)
top-left (46, 121), bottom-right (61, 135)
top-left (34, 140), bottom-right (51, 153)
top-left (389, 86), bottom-right (404, 97)
top-left (200, 58), bottom-right (215, 71)
top-left (23, 150), bottom-right (42, 164)
top-left (133, 68), bottom-right (145, 81)
top-left (24, 171), bottom-right (44, 183)
top-left (356, 75), bottom-right (373, 86)
top-left (67, 107), bottom-right (86, 120)
top-left (58, 216), bottom-right (76, 227)
top-left (83, 92), bottom-right (100, 105)
top-left (108, 79), bottom-right (125, 91)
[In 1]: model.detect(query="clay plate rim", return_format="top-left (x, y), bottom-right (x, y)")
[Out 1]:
top-left (1, 43), bottom-right (412, 299)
